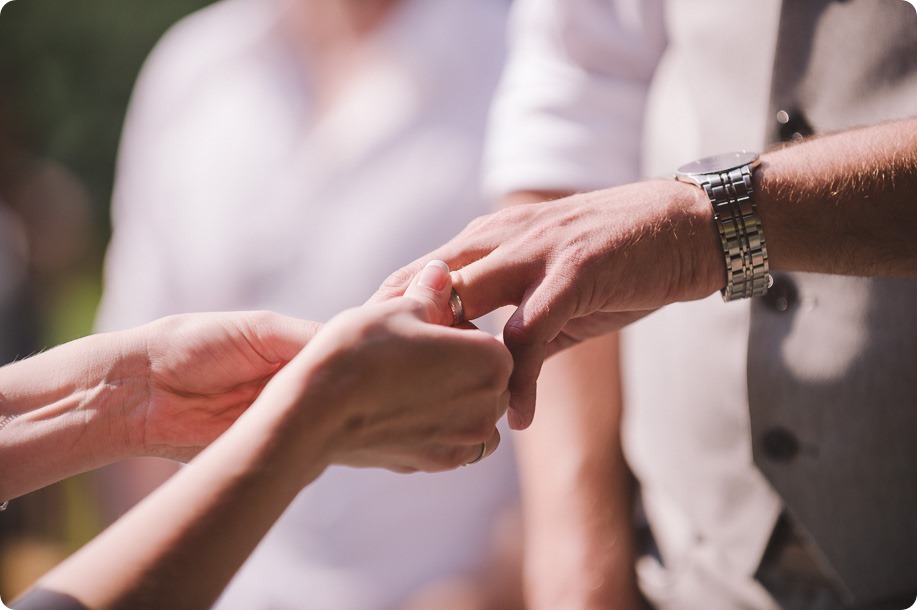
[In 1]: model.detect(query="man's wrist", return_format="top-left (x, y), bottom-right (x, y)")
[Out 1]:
top-left (665, 179), bottom-right (730, 301)
top-left (675, 152), bottom-right (772, 300)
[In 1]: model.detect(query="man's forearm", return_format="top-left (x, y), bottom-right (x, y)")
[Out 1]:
top-left (758, 117), bottom-right (917, 277)
top-left (501, 192), bottom-right (639, 607)
top-left (373, 118), bottom-right (917, 429)
top-left (517, 332), bottom-right (640, 609)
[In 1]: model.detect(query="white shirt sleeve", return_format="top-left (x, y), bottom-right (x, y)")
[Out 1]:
top-left (483, 0), bottom-right (666, 198)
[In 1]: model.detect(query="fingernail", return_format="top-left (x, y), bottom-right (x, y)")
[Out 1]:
top-left (508, 410), bottom-right (524, 431)
top-left (508, 408), bottom-right (533, 431)
top-left (418, 260), bottom-right (449, 291)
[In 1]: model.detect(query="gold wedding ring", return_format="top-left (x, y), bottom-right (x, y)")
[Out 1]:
top-left (449, 288), bottom-right (465, 327)
top-left (465, 441), bottom-right (487, 466)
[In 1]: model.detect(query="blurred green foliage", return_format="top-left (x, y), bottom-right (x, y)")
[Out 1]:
top-left (0, 0), bottom-right (215, 347)
top-left (0, 3), bottom-right (215, 587)
top-left (0, 0), bottom-right (214, 231)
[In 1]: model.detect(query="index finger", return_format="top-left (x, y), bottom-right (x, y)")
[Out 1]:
top-left (449, 250), bottom-right (538, 324)
top-left (368, 212), bottom-right (505, 304)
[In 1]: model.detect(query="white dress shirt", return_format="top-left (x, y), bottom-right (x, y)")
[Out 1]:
top-left (485, 1), bottom-right (786, 607)
top-left (97, 1), bottom-right (518, 608)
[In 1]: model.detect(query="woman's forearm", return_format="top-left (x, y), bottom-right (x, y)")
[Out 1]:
top-left (0, 311), bottom-right (322, 502)
top-left (12, 353), bottom-right (335, 610)
top-left (0, 329), bottom-right (144, 502)
top-left (9, 265), bottom-right (512, 610)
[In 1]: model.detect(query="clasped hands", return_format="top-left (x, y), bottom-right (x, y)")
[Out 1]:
top-left (126, 260), bottom-right (509, 479)
top-left (119, 179), bottom-right (715, 482)
top-left (373, 179), bottom-right (724, 430)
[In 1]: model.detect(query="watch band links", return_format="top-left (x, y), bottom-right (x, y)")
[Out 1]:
top-left (701, 165), bottom-right (771, 301)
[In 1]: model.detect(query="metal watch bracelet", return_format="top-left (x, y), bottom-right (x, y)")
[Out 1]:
top-left (698, 164), bottom-right (771, 301)
top-left (675, 152), bottom-right (771, 300)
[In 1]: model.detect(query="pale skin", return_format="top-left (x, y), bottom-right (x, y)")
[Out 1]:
top-left (5, 261), bottom-right (511, 610)
top-left (374, 117), bottom-right (917, 430)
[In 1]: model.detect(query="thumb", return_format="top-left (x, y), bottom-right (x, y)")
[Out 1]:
top-left (401, 260), bottom-right (455, 326)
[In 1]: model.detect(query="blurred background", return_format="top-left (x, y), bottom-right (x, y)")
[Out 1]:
top-left (0, 2), bottom-right (523, 608)
top-left (0, 0), bottom-right (214, 598)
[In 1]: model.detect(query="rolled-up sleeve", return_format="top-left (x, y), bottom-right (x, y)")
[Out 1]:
top-left (484, 0), bottom-right (666, 198)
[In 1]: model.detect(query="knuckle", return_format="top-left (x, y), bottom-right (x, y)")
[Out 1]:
top-left (446, 446), bottom-right (471, 469)
top-left (240, 310), bottom-right (282, 341)
top-left (556, 238), bottom-right (590, 270)
top-left (464, 413), bottom-right (495, 442)
top-left (379, 265), bottom-right (418, 297)
top-left (327, 309), bottom-right (390, 352)
top-left (494, 345), bottom-right (514, 380)
top-left (423, 446), bottom-right (466, 472)
top-left (487, 435), bottom-right (501, 455)
top-left (464, 215), bottom-right (487, 232)
top-left (485, 362), bottom-right (511, 394)
top-left (469, 341), bottom-right (512, 392)
top-left (464, 209), bottom-right (497, 233)
top-left (155, 312), bottom-right (186, 332)
top-left (247, 309), bottom-right (277, 325)
top-left (501, 316), bottom-right (531, 349)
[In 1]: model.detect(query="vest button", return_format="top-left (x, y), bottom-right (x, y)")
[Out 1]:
top-left (776, 109), bottom-right (814, 141)
top-left (762, 274), bottom-right (797, 312)
top-left (762, 427), bottom-right (800, 462)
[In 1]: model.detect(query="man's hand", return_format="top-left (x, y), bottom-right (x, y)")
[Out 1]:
top-left (374, 180), bottom-right (724, 429)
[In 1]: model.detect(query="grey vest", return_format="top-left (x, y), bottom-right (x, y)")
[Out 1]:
top-left (748, 0), bottom-right (917, 604)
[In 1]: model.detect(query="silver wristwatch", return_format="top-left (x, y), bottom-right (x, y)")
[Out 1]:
top-left (675, 151), bottom-right (771, 301)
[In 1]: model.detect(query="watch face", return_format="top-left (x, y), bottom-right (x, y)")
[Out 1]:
top-left (676, 151), bottom-right (760, 176)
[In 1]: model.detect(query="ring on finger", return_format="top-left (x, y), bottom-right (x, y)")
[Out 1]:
top-left (464, 441), bottom-right (487, 466)
top-left (449, 288), bottom-right (466, 327)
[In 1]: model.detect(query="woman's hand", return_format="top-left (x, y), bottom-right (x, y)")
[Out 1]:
top-left (131, 311), bottom-right (320, 461)
top-left (255, 261), bottom-right (513, 476)
top-left (0, 311), bottom-right (319, 501)
top-left (9, 265), bottom-right (512, 610)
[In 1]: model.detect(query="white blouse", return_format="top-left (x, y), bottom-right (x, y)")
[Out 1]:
top-left (98, 0), bottom-right (518, 608)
